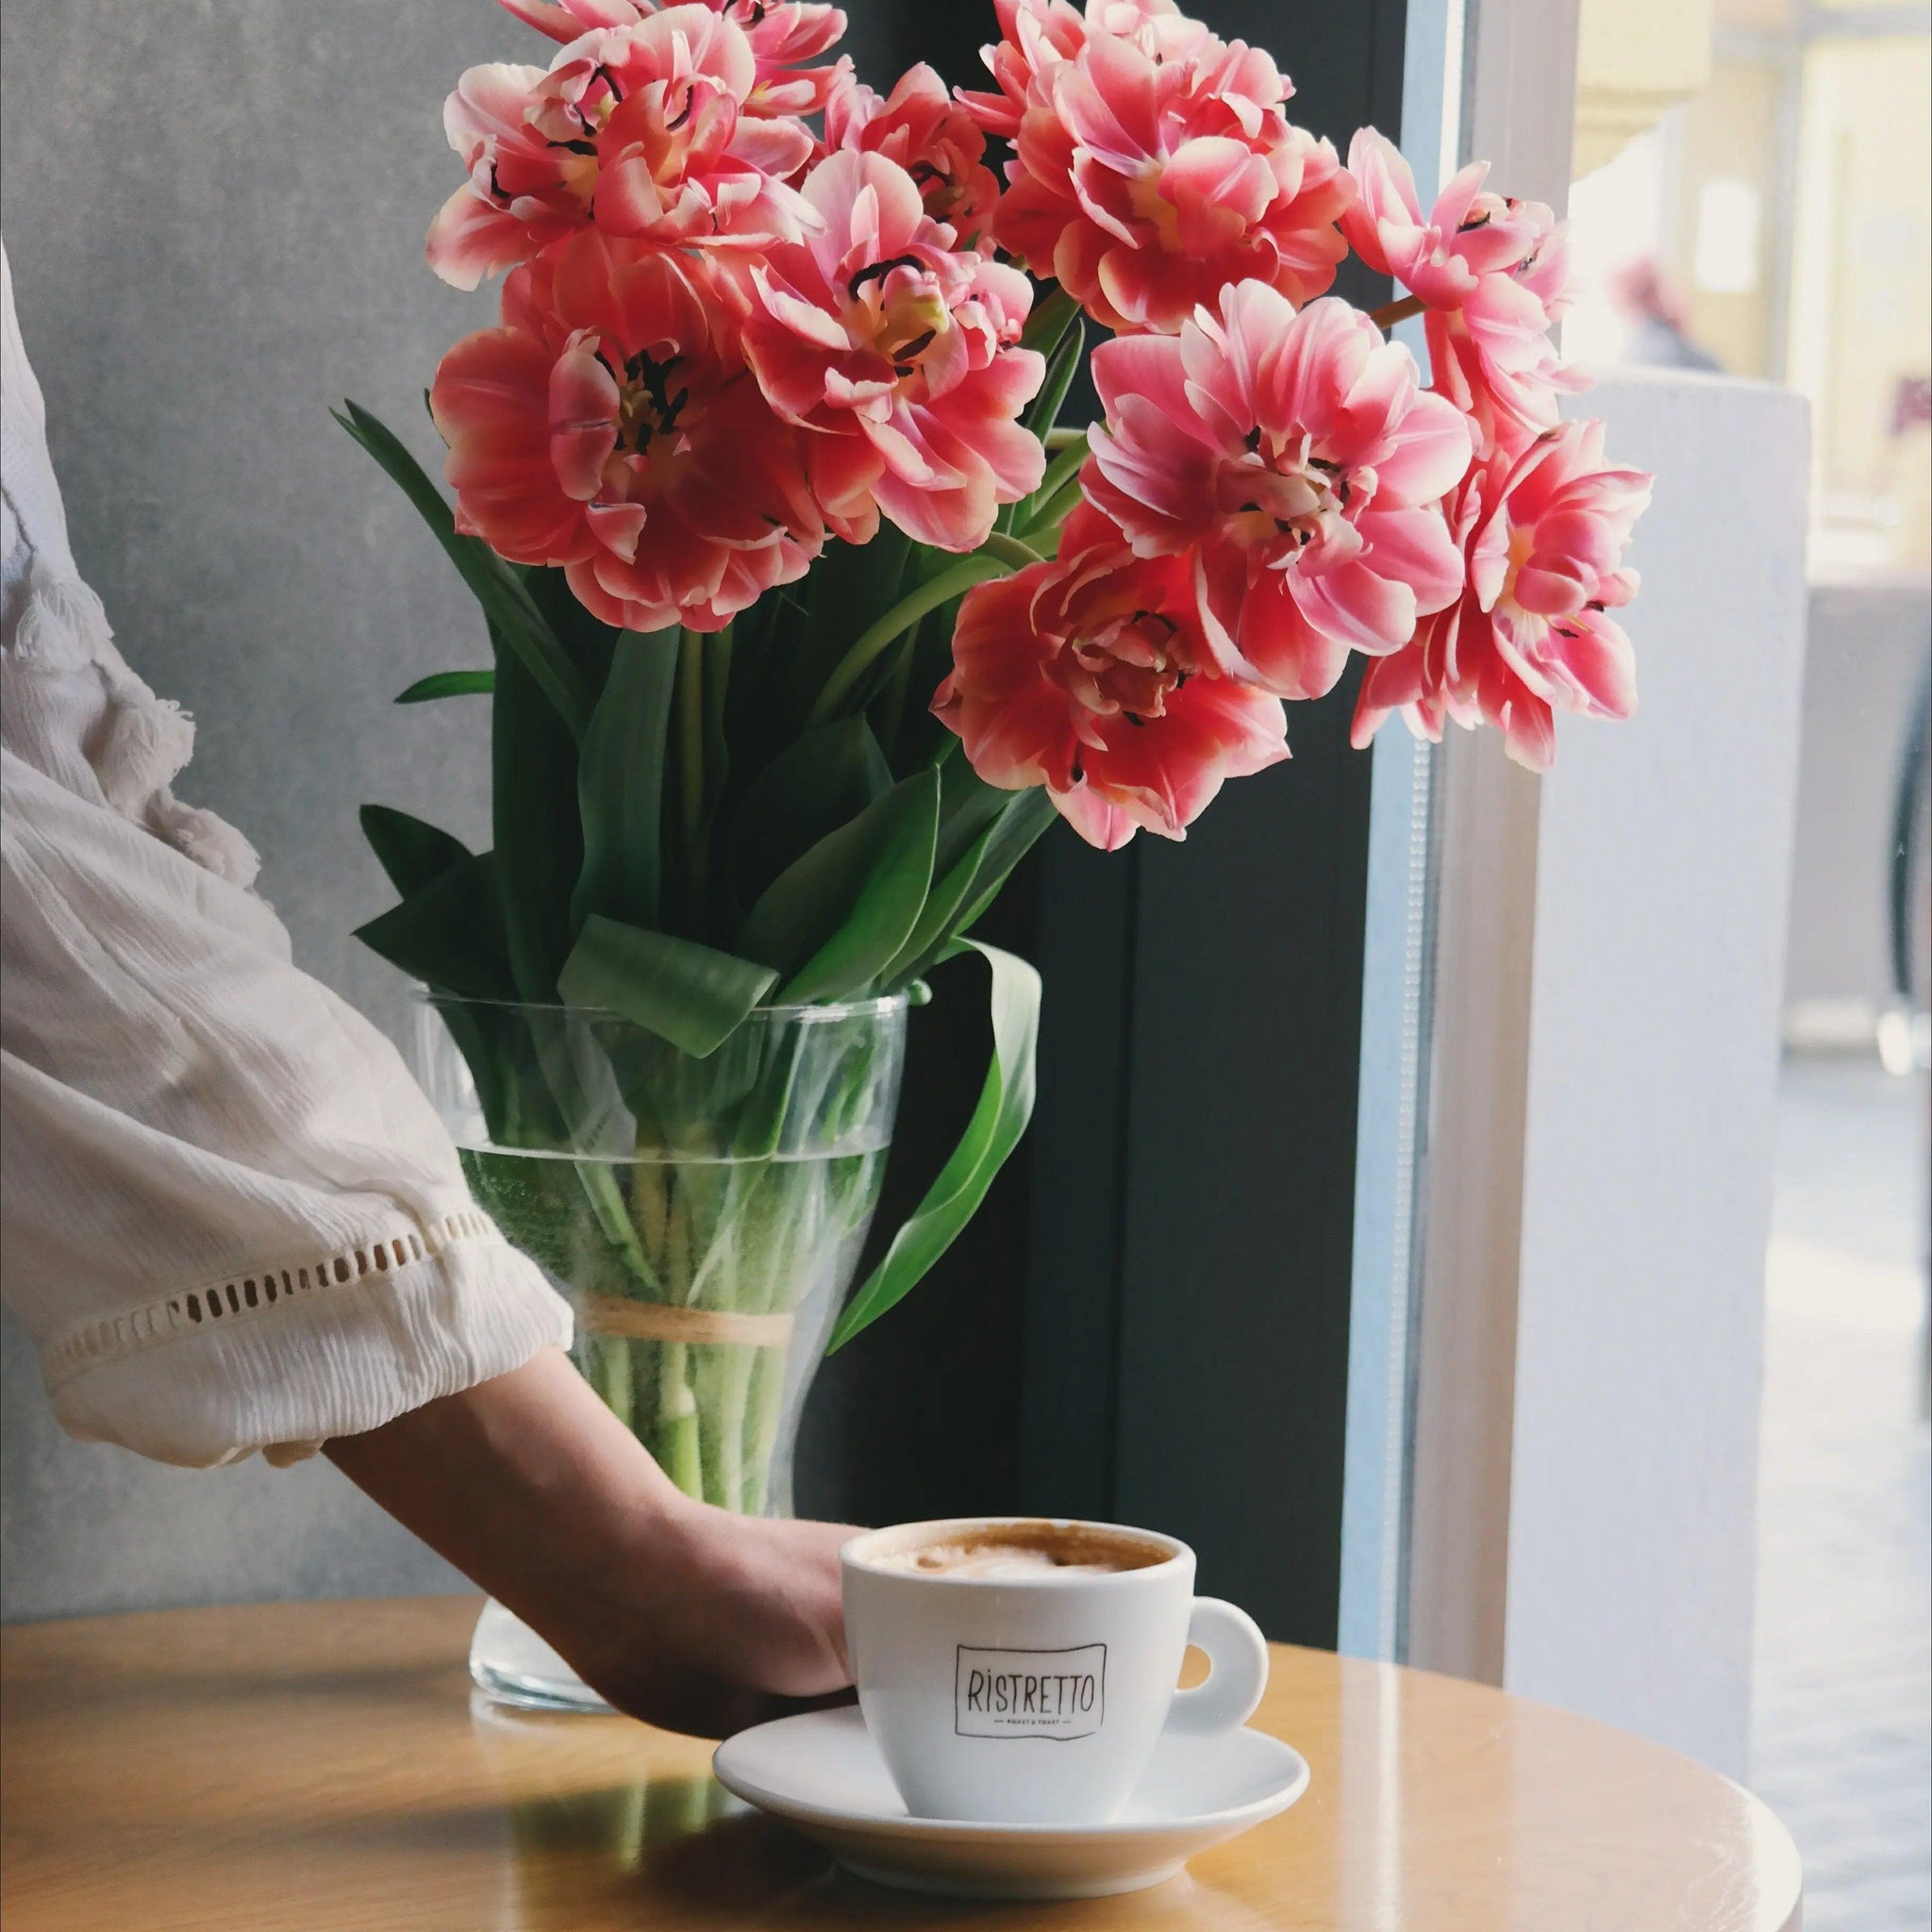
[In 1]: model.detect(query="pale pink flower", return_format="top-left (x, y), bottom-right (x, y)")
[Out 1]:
top-left (956, 0), bottom-right (1091, 140)
top-left (1084, 282), bottom-right (1474, 701)
top-left (426, 7), bottom-right (817, 291)
top-left (935, 501), bottom-right (1288, 848)
top-left (430, 234), bottom-right (831, 632)
top-left (1352, 418), bottom-right (1653, 769)
top-left (742, 150), bottom-right (1045, 551)
top-left (987, 7), bottom-right (1352, 335)
top-left (825, 63), bottom-right (1002, 246)
top-left (497, 0), bottom-right (848, 115)
top-left (957, 0), bottom-right (1208, 137)
top-left (1342, 126), bottom-right (1586, 447)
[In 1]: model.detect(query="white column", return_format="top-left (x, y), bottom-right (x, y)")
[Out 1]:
top-left (1500, 372), bottom-right (1810, 1779)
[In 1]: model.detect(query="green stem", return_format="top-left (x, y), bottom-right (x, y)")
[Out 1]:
top-left (1045, 425), bottom-right (1085, 451)
top-left (574, 1160), bottom-right (658, 1292)
top-left (650, 1177), bottom-right (704, 1499)
top-left (980, 530), bottom-right (1046, 568)
top-left (701, 624), bottom-right (732, 824)
top-left (1372, 292), bottom-right (1425, 330)
top-left (1017, 475), bottom-right (1087, 544)
top-left (590, 1335), bottom-right (634, 1431)
top-left (677, 628), bottom-right (706, 916)
top-left (808, 554), bottom-right (1014, 725)
top-left (654, 1341), bottom-right (702, 1498)
top-left (871, 614), bottom-right (922, 758)
top-left (1016, 441), bottom-right (1086, 533)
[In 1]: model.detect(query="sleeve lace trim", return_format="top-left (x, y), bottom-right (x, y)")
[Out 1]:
top-left (40, 1208), bottom-right (511, 1391)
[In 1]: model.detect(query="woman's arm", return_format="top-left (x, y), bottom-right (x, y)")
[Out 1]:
top-left (325, 1346), bottom-right (855, 1739)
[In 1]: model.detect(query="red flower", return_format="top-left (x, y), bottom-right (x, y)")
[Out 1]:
top-left (1343, 127), bottom-right (1586, 450)
top-left (497, 0), bottom-right (849, 116)
top-left (981, 2), bottom-right (1353, 335)
top-left (1084, 282), bottom-right (1474, 701)
top-left (825, 62), bottom-right (1003, 247)
top-left (426, 6), bottom-right (817, 291)
top-left (1352, 419), bottom-right (1653, 770)
top-left (742, 150), bottom-right (1045, 551)
top-left (955, 0), bottom-right (1090, 141)
top-left (935, 502), bottom-right (1289, 849)
top-left (430, 233), bottom-right (831, 632)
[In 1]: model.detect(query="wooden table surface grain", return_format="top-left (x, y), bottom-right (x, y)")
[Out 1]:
top-left (0, 1596), bottom-right (1801, 1931)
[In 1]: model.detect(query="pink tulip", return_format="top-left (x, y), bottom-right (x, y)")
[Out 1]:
top-left (956, 0), bottom-right (1091, 140)
top-left (1342, 127), bottom-right (1586, 447)
top-left (935, 502), bottom-right (1289, 848)
top-left (426, 7), bottom-right (818, 291)
top-left (1352, 418), bottom-right (1653, 769)
top-left (981, 4), bottom-right (1353, 335)
top-left (741, 150), bottom-right (1046, 552)
top-left (825, 63), bottom-right (1003, 248)
top-left (1083, 282), bottom-right (1474, 701)
top-left (496, 0), bottom-right (848, 116)
top-left (430, 234), bottom-right (833, 633)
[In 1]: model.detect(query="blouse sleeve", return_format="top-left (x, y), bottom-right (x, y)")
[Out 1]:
top-left (0, 243), bottom-right (571, 1469)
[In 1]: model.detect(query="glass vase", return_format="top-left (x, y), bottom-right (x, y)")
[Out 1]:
top-left (411, 992), bottom-right (908, 1711)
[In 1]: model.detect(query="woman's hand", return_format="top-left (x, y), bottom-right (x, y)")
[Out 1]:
top-left (325, 1347), bottom-right (858, 1738)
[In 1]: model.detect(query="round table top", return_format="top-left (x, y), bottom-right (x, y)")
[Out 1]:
top-left (0, 1596), bottom-right (1801, 1931)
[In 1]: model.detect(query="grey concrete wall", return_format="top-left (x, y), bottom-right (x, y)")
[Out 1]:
top-left (0, 0), bottom-right (523, 1622)
top-left (0, 0), bottom-right (895, 1623)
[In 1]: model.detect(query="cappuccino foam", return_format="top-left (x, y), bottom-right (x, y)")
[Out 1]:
top-left (873, 1521), bottom-right (1171, 1580)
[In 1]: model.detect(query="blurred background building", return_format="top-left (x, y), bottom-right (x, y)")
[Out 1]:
top-left (1566, 5), bottom-right (1930, 1925)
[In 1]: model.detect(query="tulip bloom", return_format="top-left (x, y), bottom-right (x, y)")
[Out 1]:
top-left (497, 0), bottom-right (849, 115)
top-left (984, 4), bottom-right (1352, 334)
top-left (1343, 126), bottom-right (1585, 447)
top-left (956, 0), bottom-right (1090, 141)
top-left (431, 235), bottom-right (832, 632)
top-left (427, 7), bottom-right (817, 291)
top-left (1352, 418), bottom-right (1653, 769)
top-left (935, 503), bottom-right (1290, 848)
top-left (742, 150), bottom-right (1045, 551)
top-left (825, 63), bottom-right (1003, 246)
top-left (1084, 282), bottom-right (1474, 701)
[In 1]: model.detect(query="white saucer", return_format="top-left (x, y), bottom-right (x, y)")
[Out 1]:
top-left (712, 1705), bottom-right (1309, 1900)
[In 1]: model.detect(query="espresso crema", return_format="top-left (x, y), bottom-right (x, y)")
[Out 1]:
top-left (873, 1521), bottom-right (1171, 1580)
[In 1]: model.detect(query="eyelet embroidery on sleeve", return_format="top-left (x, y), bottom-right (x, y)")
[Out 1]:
top-left (41, 1208), bottom-right (504, 1390)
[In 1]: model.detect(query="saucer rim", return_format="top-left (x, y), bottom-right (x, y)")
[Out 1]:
top-left (711, 1704), bottom-right (1311, 1841)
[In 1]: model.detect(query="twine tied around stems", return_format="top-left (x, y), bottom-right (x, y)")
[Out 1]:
top-left (577, 1295), bottom-right (796, 1349)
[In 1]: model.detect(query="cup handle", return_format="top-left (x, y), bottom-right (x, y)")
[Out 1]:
top-left (1163, 1597), bottom-right (1269, 1738)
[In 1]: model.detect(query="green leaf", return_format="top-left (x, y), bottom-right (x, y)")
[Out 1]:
top-left (806, 554), bottom-right (1013, 726)
top-left (354, 851), bottom-right (517, 1001)
top-left (524, 565), bottom-right (619, 694)
top-left (891, 787), bottom-right (1059, 985)
top-left (492, 622), bottom-right (583, 1003)
top-left (1016, 439), bottom-right (1087, 536)
top-left (939, 788), bottom-right (1059, 941)
top-left (359, 804), bottom-right (471, 899)
top-left (558, 915), bottom-right (778, 1058)
top-left (826, 941), bottom-right (1041, 1351)
top-left (1024, 313), bottom-right (1086, 446)
top-left (395, 669), bottom-right (493, 705)
top-left (737, 770), bottom-right (941, 1002)
top-left (725, 718), bottom-right (892, 914)
top-left (334, 401), bottom-right (590, 738)
top-left (572, 626), bottom-right (680, 931)
top-left (1021, 284), bottom-right (1079, 357)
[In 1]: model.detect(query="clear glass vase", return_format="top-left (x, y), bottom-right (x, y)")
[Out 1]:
top-left (411, 992), bottom-right (909, 1711)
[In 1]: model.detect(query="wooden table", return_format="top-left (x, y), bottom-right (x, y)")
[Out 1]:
top-left (1, 1597), bottom-right (1801, 1931)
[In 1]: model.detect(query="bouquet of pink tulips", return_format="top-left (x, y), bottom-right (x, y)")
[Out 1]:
top-left (349, 0), bottom-right (1653, 1384)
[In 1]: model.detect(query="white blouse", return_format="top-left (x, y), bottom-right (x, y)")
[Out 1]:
top-left (0, 244), bottom-right (572, 1469)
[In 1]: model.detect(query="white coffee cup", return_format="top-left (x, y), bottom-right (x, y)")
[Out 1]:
top-left (841, 1515), bottom-right (1269, 1824)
